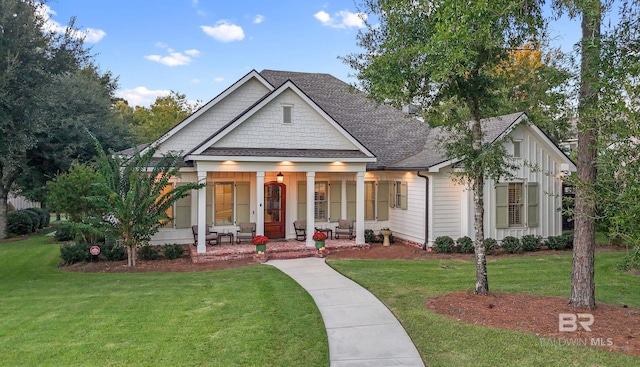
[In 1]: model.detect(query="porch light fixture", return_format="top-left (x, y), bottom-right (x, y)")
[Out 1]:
top-left (276, 172), bottom-right (284, 183)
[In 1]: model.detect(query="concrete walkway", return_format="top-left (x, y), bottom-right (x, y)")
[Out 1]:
top-left (267, 257), bottom-right (424, 367)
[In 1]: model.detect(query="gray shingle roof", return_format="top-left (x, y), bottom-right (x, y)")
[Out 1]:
top-left (260, 70), bottom-right (431, 170)
top-left (390, 112), bottom-right (526, 169)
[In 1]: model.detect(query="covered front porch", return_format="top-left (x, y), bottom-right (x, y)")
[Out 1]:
top-left (190, 237), bottom-right (370, 263)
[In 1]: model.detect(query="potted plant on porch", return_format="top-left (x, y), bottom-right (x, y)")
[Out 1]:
top-left (252, 235), bottom-right (269, 255)
top-left (312, 231), bottom-right (328, 251)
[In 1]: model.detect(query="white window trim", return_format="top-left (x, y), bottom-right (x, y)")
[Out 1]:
top-left (282, 104), bottom-right (293, 124)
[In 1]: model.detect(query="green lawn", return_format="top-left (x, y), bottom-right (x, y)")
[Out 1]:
top-left (0, 234), bottom-right (328, 367)
top-left (327, 252), bottom-right (640, 367)
top-left (4, 234), bottom-right (639, 366)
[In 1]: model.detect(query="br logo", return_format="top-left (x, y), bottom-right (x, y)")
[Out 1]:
top-left (558, 313), bottom-right (594, 332)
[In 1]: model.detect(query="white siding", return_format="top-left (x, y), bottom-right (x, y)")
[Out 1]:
top-left (376, 172), bottom-right (427, 245)
top-left (157, 79), bottom-right (271, 155)
top-left (215, 90), bottom-right (357, 150)
top-left (483, 124), bottom-right (564, 240)
top-left (430, 169), bottom-right (463, 241)
top-left (8, 193), bottom-right (40, 210)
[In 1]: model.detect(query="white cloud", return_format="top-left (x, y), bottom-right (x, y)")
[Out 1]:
top-left (201, 21), bottom-right (245, 42)
top-left (116, 87), bottom-right (170, 107)
top-left (42, 4), bottom-right (106, 43)
top-left (253, 14), bottom-right (265, 24)
top-left (192, 78), bottom-right (201, 84)
top-left (144, 48), bottom-right (200, 66)
top-left (314, 9), bottom-right (366, 29)
top-left (214, 77), bottom-right (225, 82)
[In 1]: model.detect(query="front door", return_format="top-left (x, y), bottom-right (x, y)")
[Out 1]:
top-left (264, 182), bottom-right (286, 239)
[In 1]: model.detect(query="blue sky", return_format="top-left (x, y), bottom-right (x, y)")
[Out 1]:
top-left (46, 0), bottom-right (583, 107)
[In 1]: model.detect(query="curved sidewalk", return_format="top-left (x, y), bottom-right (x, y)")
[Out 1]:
top-left (267, 257), bottom-right (424, 367)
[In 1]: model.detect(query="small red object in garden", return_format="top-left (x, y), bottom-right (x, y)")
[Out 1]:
top-left (90, 245), bottom-right (101, 256)
top-left (312, 231), bottom-right (328, 241)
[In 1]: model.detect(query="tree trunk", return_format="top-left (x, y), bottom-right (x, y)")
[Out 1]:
top-left (570, 2), bottom-right (600, 309)
top-left (473, 175), bottom-right (488, 294)
top-left (470, 107), bottom-right (489, 295)
top-left (0, 185), bottom-right (7, 239)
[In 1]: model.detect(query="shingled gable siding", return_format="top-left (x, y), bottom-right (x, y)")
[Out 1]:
top-left (215, 90), bottom-right (356, 150)
top-left (157, 78), bottom-right (271, 155)
top-left (485, 124), bottom-right (563, 240)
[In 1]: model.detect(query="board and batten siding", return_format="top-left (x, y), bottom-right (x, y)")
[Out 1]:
top-left (157, 78), bottom-right (271, 155)
top-left (483, 124), bottom-right (564, 240)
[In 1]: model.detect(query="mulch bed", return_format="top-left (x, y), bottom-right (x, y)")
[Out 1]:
top-left (58, 242), bottom-right (639, 357)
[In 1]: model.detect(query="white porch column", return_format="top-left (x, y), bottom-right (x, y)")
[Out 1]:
top-left (256, 171), bottom-right (265, 236)
top-left (197, 171), bottom-right (207, 254)
top-left (306, 171), bottom-right (315, 247)
top-left (355, 171), bottom-right (365, 245)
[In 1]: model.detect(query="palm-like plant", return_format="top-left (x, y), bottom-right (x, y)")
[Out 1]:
top-left (91, 143), bottom-right (204, 266)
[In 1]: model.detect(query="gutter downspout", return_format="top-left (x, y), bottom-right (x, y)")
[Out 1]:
top-left (417, 171), bottom-right (429, 250)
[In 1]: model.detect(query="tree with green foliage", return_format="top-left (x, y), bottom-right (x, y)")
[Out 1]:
top-left (345, 0), bottom-right (544, 294)
top-left (89, 144), bottom-right (204, 267)
top-left (15, 67), bottom-right (134, 205)
top-left (0, 0), bottom-right (96, 239)
top-left (47, 162), bottom-right (104, 222)
top-left (131, 91), bottom-right (198, 143)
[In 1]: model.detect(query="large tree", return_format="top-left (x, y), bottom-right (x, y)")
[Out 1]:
top-left (130, 91), bottom-right (198, 143)
top-left (0, 0), bottom-right (93, 238)
top-left (345, 0), bottom-right (544, 294)
top-left (15, 67), bottom-right (134, 205)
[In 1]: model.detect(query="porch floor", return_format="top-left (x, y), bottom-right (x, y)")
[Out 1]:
top-left (189, 238), bottom-right (369, 263)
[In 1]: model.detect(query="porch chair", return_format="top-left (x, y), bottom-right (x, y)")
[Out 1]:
top-left (335, 219), bottom-right (354, 239)
top-left (192, 225), bottom-right (218, 246)
top-left (293, 220), bottom-right (306, 241)
top-left (236, 222), bottom-right (256, 244)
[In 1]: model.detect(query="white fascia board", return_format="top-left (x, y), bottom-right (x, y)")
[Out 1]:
top-left (140, 70), bottom-right (273, 156)
top-left (428, 158), bottom-right (462, 172)
top-left (186, 155), bottom-right (377, 163)
top-left (190, 81), bottom-right (375, 158)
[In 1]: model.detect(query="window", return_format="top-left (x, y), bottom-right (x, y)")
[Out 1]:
top-left (513, 141), bottom-right (522, 158)
top-left (314, 182), bottom-right (327, 221)
top-left (508, 183), bottom-right (523, 226)
top-left (393, 181), bottom-right (408, 210)
top-left (159, 184), bottom-right (174, 227)
top-left (283, 105), bottom-right (292, 124)
top-left (495, 182), bottom-right (539, 229)
top-left (364, 181), bottom-right (375, 220)
top-left (214, 182), bottom-right (234, 225)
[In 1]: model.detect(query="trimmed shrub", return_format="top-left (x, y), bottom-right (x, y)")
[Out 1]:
top-left (163, 244), bottom-right (184, 259)
top-left (521, 234), bottom-right (542, 252)
top-left (364, 229), bottom-right (378, 243)
top-left (456, 236), bottom-right (474, 253)
top-left (484, 238), bottom-right (498, 255)
top-left (138, 244), bottom-right (160, 261)
top-left (59, 242), bottom-right (93, 265)
top-left (502, 236), bottom-right (522, 254)
top-left (22, 209), bottom-right (40, 231)
top-left (36, 208), bottom-right (50, 227)
top-left (546, 235), bottom-right (567, 250)
top-left (561, 231), bottom-right (574, 249)
top-left (7, 210), bottom-right (34, 235)
top-left (25, 208), bottom-right (44, 232)
top-left (434, 236), bottom-right (455, 253)
top-left (54, 223), bottom-right (76, 241)
top-left (101, 241), bottom-right (127, 261)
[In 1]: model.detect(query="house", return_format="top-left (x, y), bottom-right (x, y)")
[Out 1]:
top-left (140, 69), bottom-right (576, 253)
